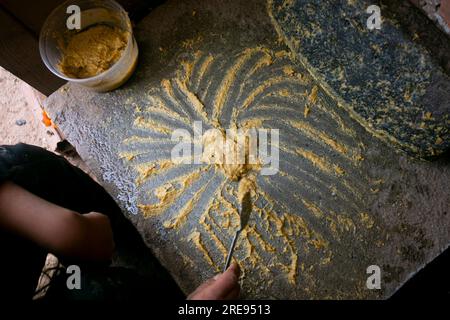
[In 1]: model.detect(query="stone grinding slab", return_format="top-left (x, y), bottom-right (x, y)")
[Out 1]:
top-left (269, 0), bottom-right (450, 159)
top-left (45, 0), bottom-right (450, 299)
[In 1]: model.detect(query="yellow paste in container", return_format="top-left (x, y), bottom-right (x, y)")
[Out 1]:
top-left (59, 25), bottom-right (128, 78)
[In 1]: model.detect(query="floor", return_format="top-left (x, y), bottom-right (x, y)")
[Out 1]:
top-left (0, 66), bottom-right (59, 149)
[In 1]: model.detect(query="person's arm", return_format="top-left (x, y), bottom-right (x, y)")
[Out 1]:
top-left (0, 181), bottom-right (114, 261)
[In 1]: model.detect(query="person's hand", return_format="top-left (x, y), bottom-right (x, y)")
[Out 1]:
top-left (188, 263), bottom-right (241, 300)
top-left (81, 212), bottom-right (115, 260)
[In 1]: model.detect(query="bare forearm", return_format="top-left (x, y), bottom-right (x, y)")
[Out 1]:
top-left (0, 181), bottom-right (114, 261)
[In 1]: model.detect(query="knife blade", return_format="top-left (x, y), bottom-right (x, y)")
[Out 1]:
top-left (223, 191), bottom-right (252, 272)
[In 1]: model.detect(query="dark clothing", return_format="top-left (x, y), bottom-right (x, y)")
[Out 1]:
top-left (0, 143), bottom-right (184, 301)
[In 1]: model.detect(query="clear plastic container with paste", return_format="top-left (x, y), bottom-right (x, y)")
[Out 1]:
top-left (39, 0), bottom-right (138, 92)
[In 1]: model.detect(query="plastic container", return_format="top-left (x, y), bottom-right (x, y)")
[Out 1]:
top-left (39, 0), bottom-right (138, 92)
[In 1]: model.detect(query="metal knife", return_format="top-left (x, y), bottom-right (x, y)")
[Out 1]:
top-left (223, 191), bottom-right (252, 272)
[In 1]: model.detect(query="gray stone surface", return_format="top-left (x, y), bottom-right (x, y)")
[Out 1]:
top-left (269, 0), bottom-right (450, 158)
top-left (45, 0), bottom-right (450, 299)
